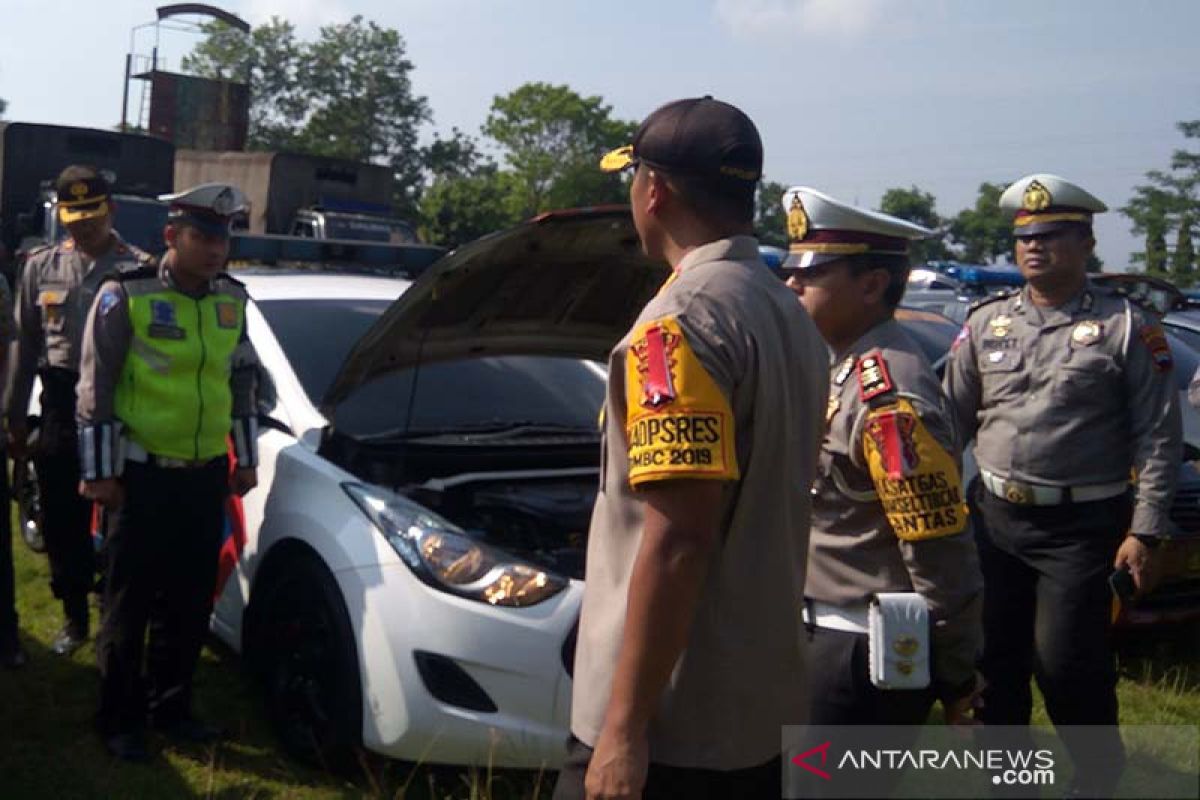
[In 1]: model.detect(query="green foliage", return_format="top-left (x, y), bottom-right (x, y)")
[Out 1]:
top-left (948, 182), bottom-right (1015, 264)
top-left (182, 16), bottom-right (431, 216)
top-left (1123, 121), bottom-right (1200, 285)
top-left (755, 180), bottom-right (788, 247)
top-left (878, 185), bottom-right (952, 262)
top-left (482, 82), bottom-right (635, 218)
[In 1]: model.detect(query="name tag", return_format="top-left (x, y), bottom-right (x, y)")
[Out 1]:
top-left (148, 324), bottom-right (186, 340)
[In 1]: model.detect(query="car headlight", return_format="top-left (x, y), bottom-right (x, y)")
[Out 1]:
top-left (342, 483), bottom-right (568, 607)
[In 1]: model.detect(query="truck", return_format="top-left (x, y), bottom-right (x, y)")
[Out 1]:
top-left (174, 150), bottom-right (418, 244)
top-left (0, 122), bottom-right (175, 270)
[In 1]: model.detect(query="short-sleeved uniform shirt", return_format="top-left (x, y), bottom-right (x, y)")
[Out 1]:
top-left (570, 236), bottom-right (829, 770)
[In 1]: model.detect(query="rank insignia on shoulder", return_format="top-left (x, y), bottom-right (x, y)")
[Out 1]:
top-left (967, 291), bottom-right (1012, 315)
top-left (630, 321), bottom-right (681, 409)
top-left (833, 355), bottom-right (855, 387)
top-left (857, 353), bottom-right (895, 402)
top-left (1140, 323), bottom-right (1173, 372)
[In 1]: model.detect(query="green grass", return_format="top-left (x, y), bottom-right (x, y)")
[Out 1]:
top-left (2, 534), bottom-right (1197, 798)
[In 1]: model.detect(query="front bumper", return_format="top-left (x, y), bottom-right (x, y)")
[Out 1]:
top-left (335, 562), bottom-right (582, 769)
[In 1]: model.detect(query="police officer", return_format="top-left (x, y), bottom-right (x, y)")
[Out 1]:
top-left (781, 187), bottom-right (982, 736)
top-left (0, 272), bottom-right (22, 668)
top-left (77, 183), bottom-right (259, 760)
top-left (4, 166), bottom-right (152, 656)
top-left (943, 174), bottom-right (1180, 797)
top-left (555, 98), bottom-right (828, 800)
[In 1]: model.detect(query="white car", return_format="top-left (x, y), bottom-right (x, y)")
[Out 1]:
top-left (212, 209), bottom-right (667, 769)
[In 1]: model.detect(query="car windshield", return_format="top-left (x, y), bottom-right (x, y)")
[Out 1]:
top-left (256, 297), bottom-right (605, 438)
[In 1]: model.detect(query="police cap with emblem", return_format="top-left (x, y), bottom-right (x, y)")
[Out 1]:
top-left (56, 165), bottom-right (112, 224)
top-left (598, 96), bottom-right (763, 183)
top-left (158, 183), bottom-right (248, 237)
top-left (780, 186), bottom-right (934, 271)
top-left (999, 173), bottom-right (1106, 236)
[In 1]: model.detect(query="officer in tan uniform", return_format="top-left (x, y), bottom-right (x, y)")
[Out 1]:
top-left (943, 174), bottom-right (1180, 797)
top-left (555, 98), bottom-right (827, 800)
top-left (77, 183), bottom-right (259, 761)
top-left (781, 187), bottom-right (982, 735)
top-left (4, 166), bottom-right (152, 656)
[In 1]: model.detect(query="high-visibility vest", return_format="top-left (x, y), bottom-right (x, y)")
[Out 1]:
top-left (114, 269), bottom-right (247, 461)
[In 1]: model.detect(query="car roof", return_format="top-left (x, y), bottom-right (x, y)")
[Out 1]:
top-left (231, 270), bottom-right (411, 302)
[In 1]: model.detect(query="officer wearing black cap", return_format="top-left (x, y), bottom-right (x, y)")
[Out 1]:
top-left (781, 186), bottom-right (983, 728)
top-left (943, 173), bottom-right (1180, 797)
top-left (76, 183), bottom-right (260, 760)
top-left (557, 98), bottom-right (827, 800)
top-left (4, 165), bottom-right (152, 656)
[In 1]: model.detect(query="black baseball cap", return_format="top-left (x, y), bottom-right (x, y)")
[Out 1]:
top-left (599, 96), bottom-right (763, 182)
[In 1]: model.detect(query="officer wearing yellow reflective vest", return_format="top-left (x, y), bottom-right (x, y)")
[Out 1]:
top-left (76, 183), bottom-right (259, 761)
top-left (780, 187), bottom-right (983, 735)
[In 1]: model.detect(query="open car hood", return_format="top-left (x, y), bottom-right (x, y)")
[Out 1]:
top-left (321, 207), bottom-right (669, 413)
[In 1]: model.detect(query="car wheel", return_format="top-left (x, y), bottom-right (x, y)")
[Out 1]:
top-left (247, 551), bottom-right (363, 770)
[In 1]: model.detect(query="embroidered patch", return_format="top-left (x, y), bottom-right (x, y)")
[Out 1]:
top-left (151, 299), bottom-right (176, 327)
top-left (624, 317), bottom-right (737, 486)
top-left (861, 398), bottom-right (967, 542)
top-left (1140, 324), bottom-right (1173, 372)
top-left (857, 354), bottom-right (895, 403)
top-left (215, 302), bottom-right (239, 329)
top-left (98, 290), bottom-right (121, 316)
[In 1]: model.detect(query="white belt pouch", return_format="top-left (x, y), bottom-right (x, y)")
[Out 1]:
top-left (868, 592), bottom-right (930, 690)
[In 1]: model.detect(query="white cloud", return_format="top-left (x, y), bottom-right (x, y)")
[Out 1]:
top-left (241, 0), bottom-right (349, 33)
top-left (714, 0), bottom-right (887, 39)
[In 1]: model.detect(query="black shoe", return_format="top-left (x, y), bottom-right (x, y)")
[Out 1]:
top-left (50, 623), bottom-right (88, 656)
top-left (104, 731), bottom-right (149, 762)
top-left (155, 716), bottom-right (224, 744)
top-left (0, 637), bottom-right (27, 669)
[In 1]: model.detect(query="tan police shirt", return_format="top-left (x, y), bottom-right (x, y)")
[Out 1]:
top-left (4, 233), bottom-right (151, 423)
top-left (570, 236), bottom-right (828, 769)
top-left (943, 283), bottom-right (1181, 536)
top-left (808, 318), bottom-right (981, 698)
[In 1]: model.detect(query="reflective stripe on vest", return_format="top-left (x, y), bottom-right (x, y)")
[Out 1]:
top-left (115, 285), bottom-right (245, 460)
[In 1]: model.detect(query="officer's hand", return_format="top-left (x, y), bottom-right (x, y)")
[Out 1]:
top-left (944, 672), bottom-right (985, 731)
top-left (80, 478), bottom-right (124, 510)
top-left (230, 467), bottom-right (258, 497)
top-left (584, 724), bottom-right (648, 800)
top-left (6, 419), bottom-right (28, 460)
top-left (1114, 535), bottom-right (1159, 597)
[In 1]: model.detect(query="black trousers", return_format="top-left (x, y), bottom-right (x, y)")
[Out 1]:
top-left (970, 479), bottom-right (1131, 792)
top-left (35, 369), bottom-right (94, 611)
top-left (553, 736), bottom-right (781, 800)
top-left (0, 456), bottom-right (16, 643)
top-left (96, 458), bottom-right (228, 734)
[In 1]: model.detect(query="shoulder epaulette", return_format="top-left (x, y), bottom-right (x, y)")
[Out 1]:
top-left (23, 243), bottom-right (53, 260)
top-left (857, 350), bottom-right (897, 405)
top-left (965, 290), bottom-right (1015, 317)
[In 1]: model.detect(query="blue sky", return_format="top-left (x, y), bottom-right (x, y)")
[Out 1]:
top-left (2, 0), bottom-right (1196, 265)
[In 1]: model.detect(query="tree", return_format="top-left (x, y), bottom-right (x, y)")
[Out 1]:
top-left (755, 180), bottom-right (788, 248)
top-left (878, 186), bottom-right (951, 263)
top-left (1123, 121), bottom-right (1200, 283)
top-left (419, 168), bottom-right (519, 249)
top-left (948, 182), bottom-right (1014, 264)
top-left (182, 16), bottom-right (431, 214)
top-left (181, 17), bottom-right (305, 151)
top-left (483, 83), bottom-right (636, 219)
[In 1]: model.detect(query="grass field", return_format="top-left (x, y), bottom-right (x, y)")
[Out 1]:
top-left (1, 535), bottom-right (1196, 799)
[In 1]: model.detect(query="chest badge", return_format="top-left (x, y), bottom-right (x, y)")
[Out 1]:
top-left (215, 302), bottom-right (239, 329)
top-left (1071, 320), bottom-right (1103, 346)
top-left (989, 315), bottom-right (1013, 338)
top-left (825, 394), bottom-right (840, 425)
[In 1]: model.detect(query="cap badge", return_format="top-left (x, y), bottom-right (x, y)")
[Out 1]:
top-left (1022, 180), bottom-right (1052, 212)
top-left (213, 188), bottom-right (234, 215)
top-left (69, 181), bottom-right (89, 199)
top-left (1072, 321), bottom-right (1102, 346)
top-left (989, 315), bottom-right (1013, 338)
top-left (786, 195), bottom-right (809, 242)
